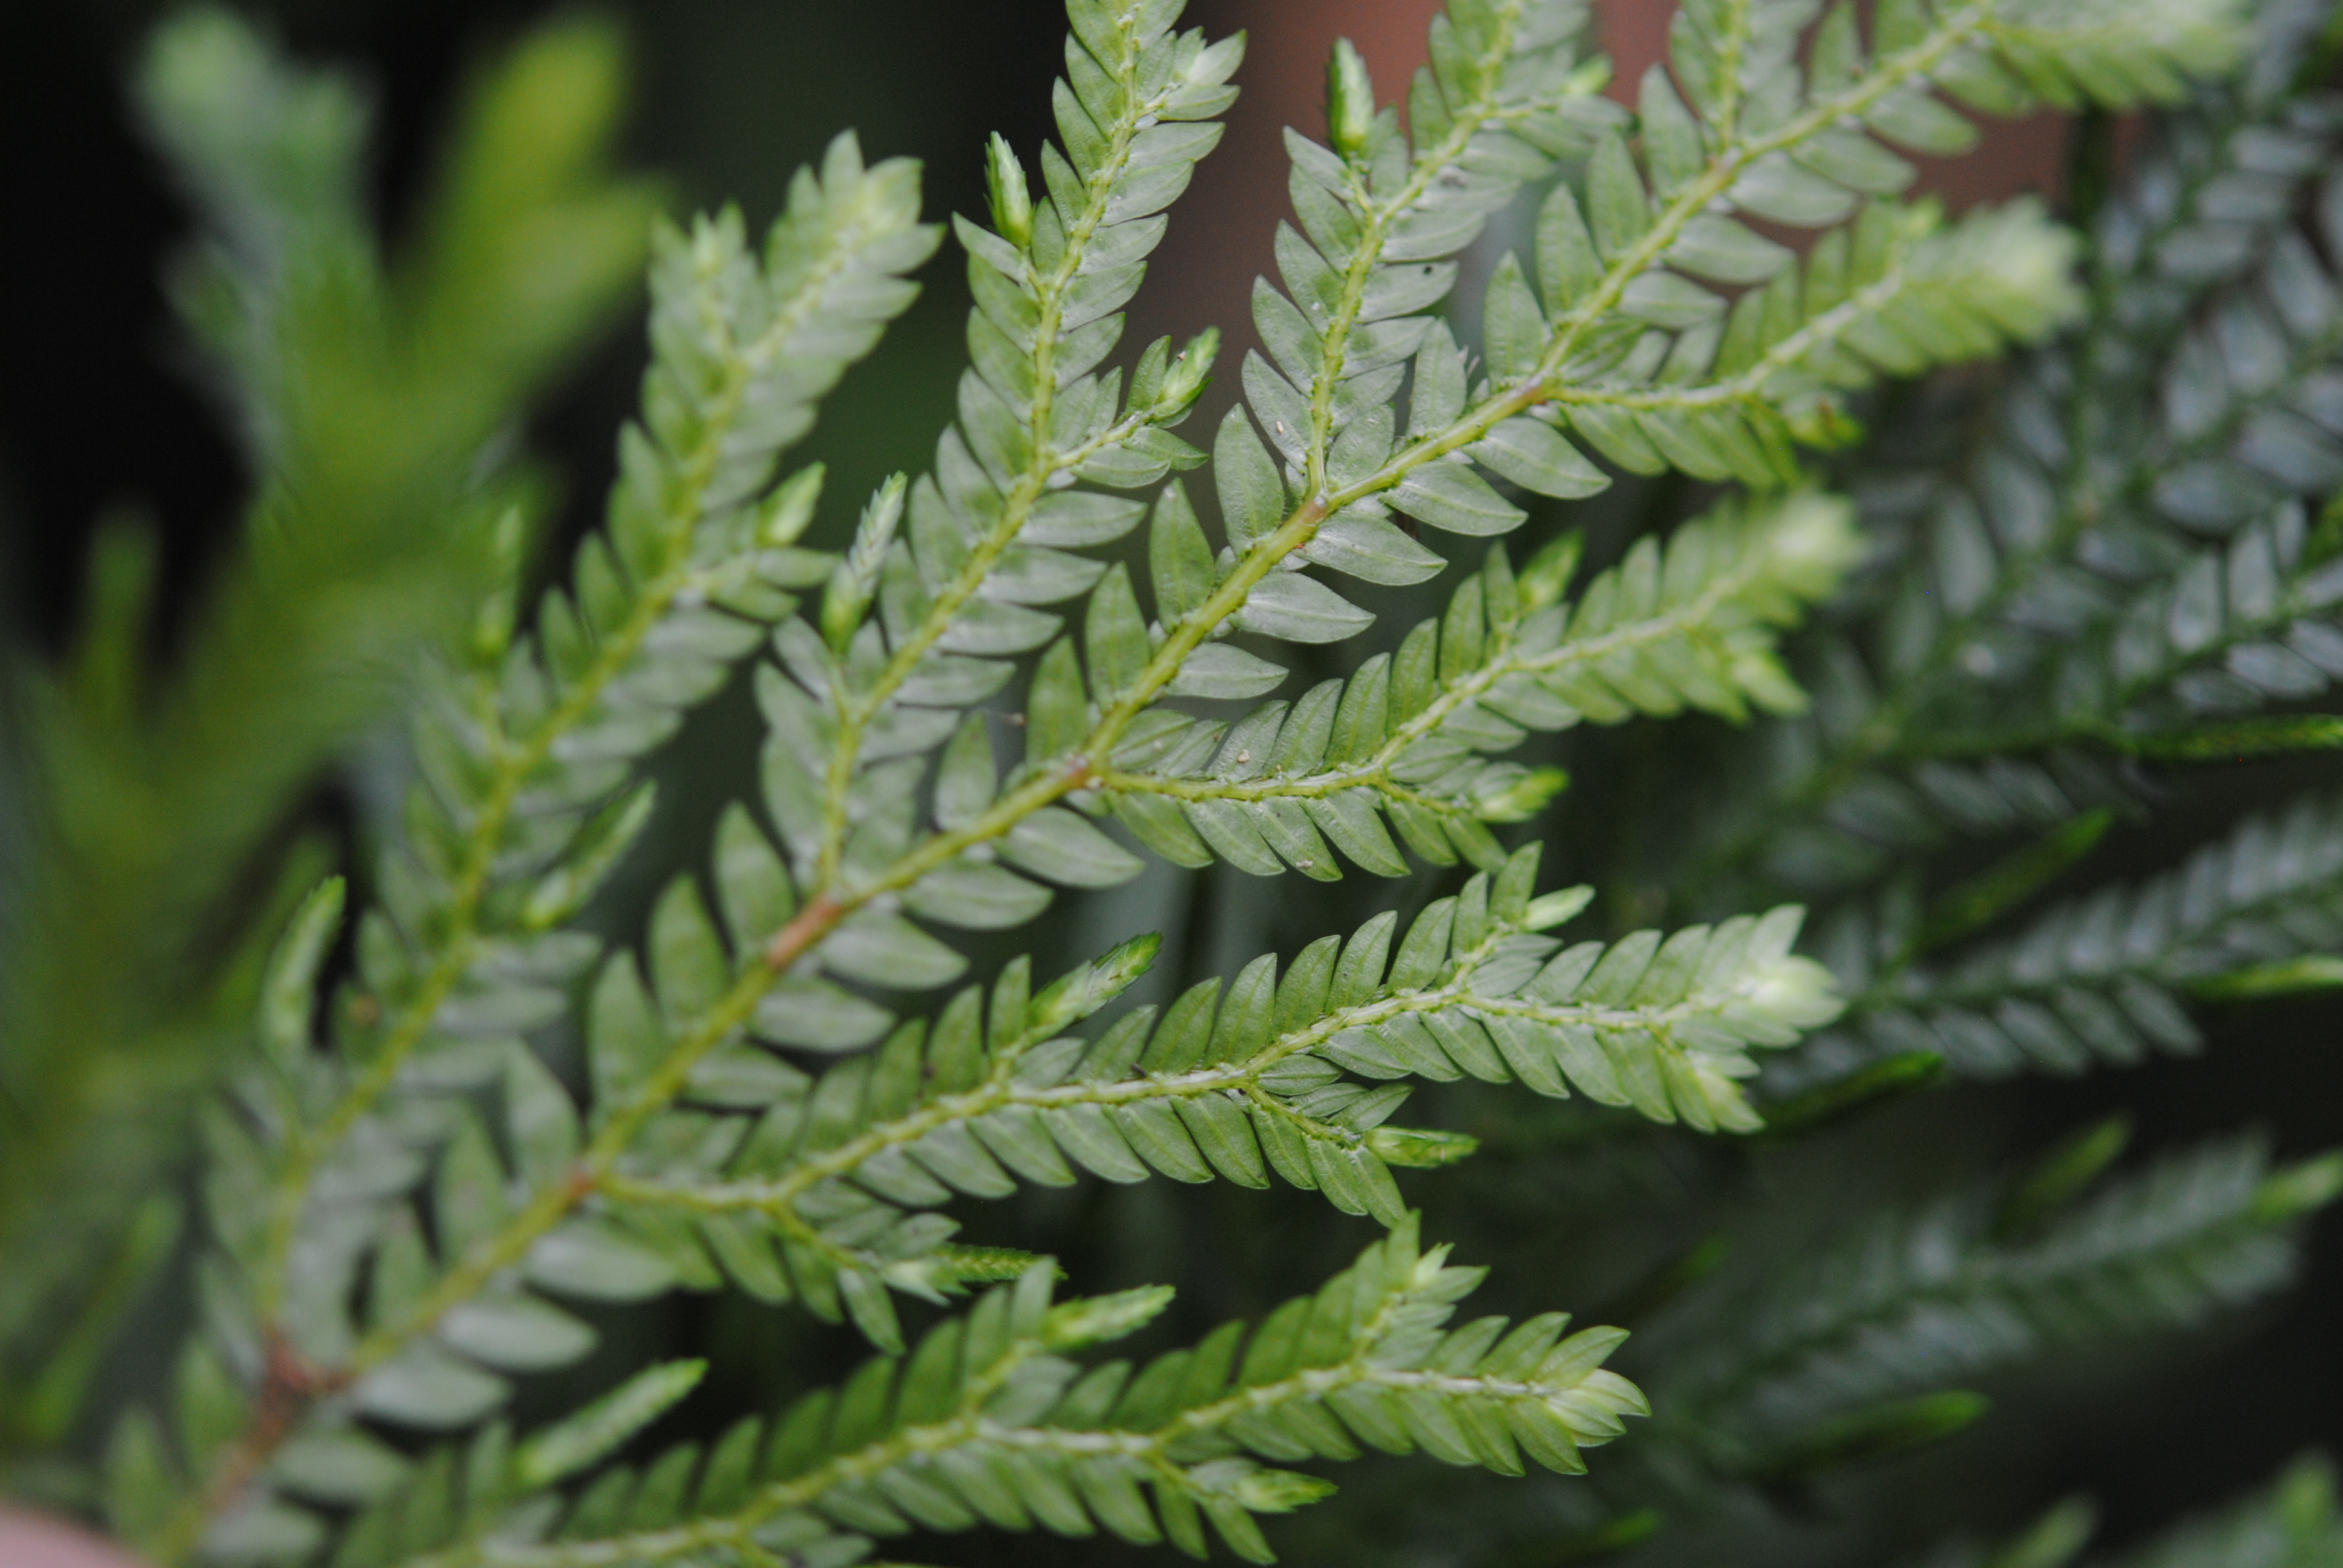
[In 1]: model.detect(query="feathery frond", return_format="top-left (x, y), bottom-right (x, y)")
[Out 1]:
top-left (196, 1224), bottom-right (1642, 1568)
top-left (1647, 1134), bottom-right (2342, 1472)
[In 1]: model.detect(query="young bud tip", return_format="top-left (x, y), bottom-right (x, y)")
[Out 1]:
top-left (985, 131), bottom-right (1032, 249)
top-left (1326, 38), bottom-right (1374, 159)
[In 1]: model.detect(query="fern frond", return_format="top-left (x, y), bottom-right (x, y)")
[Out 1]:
top-left (1090, 0), bottom-right (2246, 891)
top-left (1103, 492), bottom-right (1861, 877)
top-left (265, 130), bottom-right (931, 1341)
top-left (119, 136), bottom-right (937, 1565)
top-left (591, 844), bottom-right (1837, 1335)
top-left (758, 0), bottom-right (1243, 915)
top-left (1536, 197), bottom-right (2080, 483)
top-left (600, 0), bottom-right (2261, 1062)
top-left (131, 8), bottom-right (372, 461)
top-left (302, 129), bottom-right (934, 1194)
top-left (110, 0), bottom-right (2273, 1554)
top-left (1221, 0), bottom-right (2239, 555)
top-left (1798, 790), bottom-right (2343, 1079)
top-left (1684, 62), bottom-right (2343, 904)
top-left (1648, 1134), bottom-right (2341, 1470)
top-left (306, 1222), bottom-right (1640, 1568)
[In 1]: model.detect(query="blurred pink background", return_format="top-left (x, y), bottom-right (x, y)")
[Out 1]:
top-left (0, 1513), bottom-right (145, 1568)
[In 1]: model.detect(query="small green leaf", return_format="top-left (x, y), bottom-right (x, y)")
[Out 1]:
top-left (1086, 564), bottom-right (1150, 701)
top-left (270, 1427), bottom-right (411, 1507)
top-left (1235, 571), bottom-right (1376, 644)
top-left (823, 909), bottom-right (968, 988)
top-left (1481, 253), bottom-right (1549, 381)
top-left (1047, 1283), bottom-right (1176, 1348)
top-left (588, 955), bottom-right (666, 1108)
top-left (526, 1218), bottom-right (679, 1303)
top-left (985, 131), bottom-right (1034, 247)
top-left (1216, 406), bottom-right (1289, 549)
top-left (1027, 637), bottom-right (1090, 763)
top-left (1471, 419), bottom-right (1608, 500)
top-left (1168, 643), bottom-right (1290, 699)
top-left (440, 1293), bottom-right (598, 1373)
top-left (714, 803), bottom-right (796, 952)
top-left (1151, 480), bottom-right (1217, 624)
top-left (1667, 214), bottom-right (1793, 283)
top-left (1303, 509), bottom-right (1447, 584)
top-left (1409, 320), bottom-right (1467, 436)
top-left (1326, 38), bottom-right (1374, 158)
top-left (1536, 184), bottom-right (1602, 313)
top-left (259, 878), bottom-right (343, 1074)
top-left (755, 976), bottom-right (894, 1052)
top-left (1001, 806), bottom-right (1145, 887)
top-left (1585, 132), bottom-right (1650, 260)
top-left (1392, 463), bottom-right (1528, 537)
top-left (1637, 64), bottom-right (1703, 192)
top-left (352, 1343), bottom-right (511, 1430)
top-left (935, 714), bottom-right (1000, 830)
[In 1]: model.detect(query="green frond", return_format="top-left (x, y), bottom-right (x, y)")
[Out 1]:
top-left (104, 122), bottom-right (938, 1564)
top-left (1685, 71), bottom-right (2343, 905)
top-left (68, 0), bottom-right (2329, 1562)
top-left (1108, 492), bottom-right (1860, 878)
top-left (2064, 500), bottom-right (2343, 734)
top-left (606, 0), bottom-right (2252, 1132)
top-left (1107, 0), bottom-right (2245, 897)
top-left (1542, 196), bottom-right (2082, 487)
top-left (1800, 791), bottom-right (2343, 1079)
top-left (131, 7), bottom-right (373, 459)
top-left (1647, 1133), bottom-right (2339, 1472)
top-left (1214, 0), bottom-right (2241, 554)
top-left (754, 0), bottom-right (1243, 921)
top-left (304, 1223), bottom-right (1639, 1568)
top-left (591, 844), bottom-right (1838, 1337)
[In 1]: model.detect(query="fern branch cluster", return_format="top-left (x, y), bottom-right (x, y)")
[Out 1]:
top-left (14, 0), bottom-right (2343, 1565)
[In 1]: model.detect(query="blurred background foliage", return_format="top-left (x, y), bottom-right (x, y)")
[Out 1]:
top-left (3, 1), bottom-right (2341, 1564)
